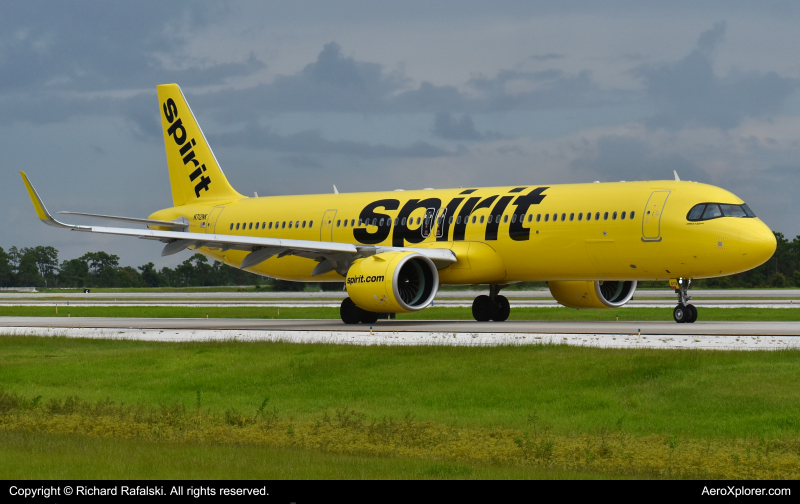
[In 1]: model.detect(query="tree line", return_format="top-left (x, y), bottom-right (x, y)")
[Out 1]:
top-left (0, 232), bottom-right (798, 289)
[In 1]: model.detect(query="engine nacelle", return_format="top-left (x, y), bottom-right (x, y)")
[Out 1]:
top-left (549, 280), bottom-right (637, 309)
top-left (345, 252), bottom-right (438, 313)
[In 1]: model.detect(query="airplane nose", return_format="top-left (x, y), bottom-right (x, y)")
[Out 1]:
top-left (739, 221), bottom-right (776, 269)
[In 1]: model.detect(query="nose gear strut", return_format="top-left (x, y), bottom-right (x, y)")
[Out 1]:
top-left (672, 278), bottom-right (697, 323)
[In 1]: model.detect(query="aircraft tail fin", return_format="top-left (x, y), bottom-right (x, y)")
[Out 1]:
top-left (157, 84), bottom-right (243, 206)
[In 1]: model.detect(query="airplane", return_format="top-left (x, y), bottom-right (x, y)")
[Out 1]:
top-left (21, 83), bottom-right (777, 325)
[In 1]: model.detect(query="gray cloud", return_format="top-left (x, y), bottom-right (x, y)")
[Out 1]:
top-left (571, 136), bottom-right (709, 183)
top-left (210, 123), bottom-right (450, 159)
top-left (633, 22), bottom-right (799, 130)
top-left (432, 112), bottom-right (504, 141)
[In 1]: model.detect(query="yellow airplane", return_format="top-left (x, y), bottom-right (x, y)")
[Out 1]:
top-left (21, 84), bottom-right (777, 324)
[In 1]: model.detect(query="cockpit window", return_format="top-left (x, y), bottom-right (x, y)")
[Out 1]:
top-left (702, 205), bottom-right (722, 219)
top-left (687, 203), bottom-right (756, 221)
top-left (720, 204), bottom-right (746, 217)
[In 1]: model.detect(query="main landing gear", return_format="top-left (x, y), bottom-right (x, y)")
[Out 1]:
top-left (672, 278), bottom-right (697, 323)
top-left (472, 285), bottom-right (510, 322)
top-left (340, 297), bottom-right (379, 325)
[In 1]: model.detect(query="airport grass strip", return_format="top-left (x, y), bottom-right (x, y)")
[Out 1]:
top-left (3, 305), bottom-right (800, 321)
top-left (1, 336), bottom-right (800, 478)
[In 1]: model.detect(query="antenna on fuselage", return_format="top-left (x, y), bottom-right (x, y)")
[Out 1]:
top-left (674, 170), bottom-right (680, 181)
top-left (333, 185), bottom-right (339, 194)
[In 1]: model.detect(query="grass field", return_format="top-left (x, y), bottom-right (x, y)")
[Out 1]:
top-left (3, 305), bottom-right (800, 321)
top-left (1, 336), bottom-right (799, 479)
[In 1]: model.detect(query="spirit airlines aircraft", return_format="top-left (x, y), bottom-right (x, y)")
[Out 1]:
top-left (21, 84), bottom-right (777, 324)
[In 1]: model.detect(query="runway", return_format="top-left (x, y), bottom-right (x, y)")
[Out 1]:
top-left (2, 317), bottom-right (799, 350)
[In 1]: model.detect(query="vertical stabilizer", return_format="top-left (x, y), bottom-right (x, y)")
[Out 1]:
top-left (157, 84), bottom-right (243, 206)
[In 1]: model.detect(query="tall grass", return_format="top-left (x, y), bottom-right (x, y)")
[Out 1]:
top-left (0, 390), bottom-right (796, 479)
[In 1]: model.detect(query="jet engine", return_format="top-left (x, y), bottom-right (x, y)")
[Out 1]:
top-left (345, 251), bottom-right (438, 313)
top-left (548, 280), bottom-right (637, 309)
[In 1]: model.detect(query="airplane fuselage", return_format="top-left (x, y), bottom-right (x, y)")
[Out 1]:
top-left (149, 180), bottom-right (776, 285)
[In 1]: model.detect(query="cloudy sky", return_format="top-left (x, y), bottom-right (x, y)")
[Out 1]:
top-left (3, 1), bottom-right (800, 268)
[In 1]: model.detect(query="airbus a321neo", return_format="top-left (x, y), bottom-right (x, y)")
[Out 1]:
top-left (21, 84), bottom-right (777, 324)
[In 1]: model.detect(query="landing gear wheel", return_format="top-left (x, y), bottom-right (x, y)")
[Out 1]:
top-left (472, 295), bottom-right (494, 322)
top-left (360, 311), bottom-right (379, 324)
top-left (673, 305), bottom-right (688, 323)
top-left (685, 304), bottom-right (698, 323)
top-left (340, 297), bottom-right (362, 325)
top-left (492, 295), bottom-right (510, 322)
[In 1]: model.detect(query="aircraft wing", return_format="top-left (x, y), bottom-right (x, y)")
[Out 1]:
top-left (21, 172), bottom-right (456, 274)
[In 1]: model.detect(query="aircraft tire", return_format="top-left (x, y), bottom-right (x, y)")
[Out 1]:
top-left (340, 297), bottom-right (362, 324)
top-left (686, 304), bottom-right (698, 323)
top-left (360, 311), bottom-right (379, 324)
top-left (492, 295), bottom-right (510, 322)
top-left (673, 305), bottom-right (688, 323)
top-left (472, 295), bottom-right (494, 322)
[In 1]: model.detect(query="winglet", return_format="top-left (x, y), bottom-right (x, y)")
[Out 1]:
top-left (19, 172), bottom-right (84, 230)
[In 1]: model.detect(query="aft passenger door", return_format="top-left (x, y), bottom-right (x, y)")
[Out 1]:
top-left (642, 191), bottom-right (670, 242)
top-left (205, 207), bottom-right (224, 234)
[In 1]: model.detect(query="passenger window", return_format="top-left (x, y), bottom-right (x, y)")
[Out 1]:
top-left (249, 223), bottom-right (253, 230)
top-left (553, 213), bottom-right (558, 222)
top-left (268, 222), bottom-right (272, 229)
top-left (720, 204), bottom-right (747, 217)
top-left (595, 212), bottom-right (600, 220)
top-left (702, 204), bottom-right (722, 219)
top-left (350, 219), bottom-right (354, 226)
top-left (578, 212), bottom-right (583, 221)
top-left (380, 218), bottom-right (385, 226)
top-left (262, 222), bottom-right (266, 228)
top-left (561, 213), bottom-right (566, 221)
top-left (536, 214), bottom-right (541, 222)
top-left (488, 215), bottom-right (493, 224)
top-left (282, 221), bottom-right (286, 229)
top-left (449, 216), bottom-right (453, 224)
top-left (603, 212), bottom-right (608, 220)
top-left (511, 214), bottom-right (517, 223)
top-left (358, 218), bottom-right (363, 226)
top-left (402, 217), bottom-right (407, 226)
top-left (687, 204), bottom-right (705, 221)
top-left (528, 214), bottom-right (533, 222)
top-left (569, 213), bottom-right (574, 221)
top-left (630, 211), bottom-right (635, 219)
top-left (544, 214), bottom-right (549, 222)
top-left (343, 219), bottom-right (348, 227)
top-left (479, 215), bottom-right (484, 224)
top-left (288, 221), bottom-right (293, 229)
top-left (336, 219), bottom-right (341, 227)
top-left (612, 211), bottom-right (617, 220)
top-left (255, 222), bottom-right (259, 230)
top-left (230, 223), bottom-right (233, 230)
top-left (302, 221), bottom-right (306, 228)
top-left (472, 216), bottom-right (476, 224)
top-left (394, 218), bottom-right (399, 226)
top-left (236, 223), bottom-right (240, 230)
top-left (309, 221), bottom-right (313, 228)
top-left (504, 215), bottom-right (508, 223)
top-left (621, 211), bottom-right (626, 220)
top-left (372, 218), bottom-right (377, 226)
top-left (455, 216), bottom-right (460, 225)
top-left (587, 213), bottom-right (592, 221)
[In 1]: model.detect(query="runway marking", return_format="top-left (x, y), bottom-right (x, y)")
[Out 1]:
top-left (3, 327), bottom-right (798, 351)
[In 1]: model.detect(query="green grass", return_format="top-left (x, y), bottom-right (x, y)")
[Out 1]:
top-left (0, 430), bottom-right (607, 480)
top-left (3, 305), bottom-right (800, 321)
top-left (2, 336), bottom-right (799, 478)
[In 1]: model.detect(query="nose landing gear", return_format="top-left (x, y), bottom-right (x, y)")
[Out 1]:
top-left (472, 284), bottom-right (510, 322)
top-left (672, 278), bottom-right (697, 323)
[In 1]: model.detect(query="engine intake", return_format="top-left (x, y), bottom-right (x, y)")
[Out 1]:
top-left (346, 252), bottom-right (438, 313)
top-left (548, 280), bottom-right (637, 309)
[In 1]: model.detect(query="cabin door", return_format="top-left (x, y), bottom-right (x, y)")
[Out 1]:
top-left (321, 209), bottom-right (337, 241)
top-left (642, 191), bottom-right (670, 242)
top-left (205, 207), bottom-right (224, 234)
